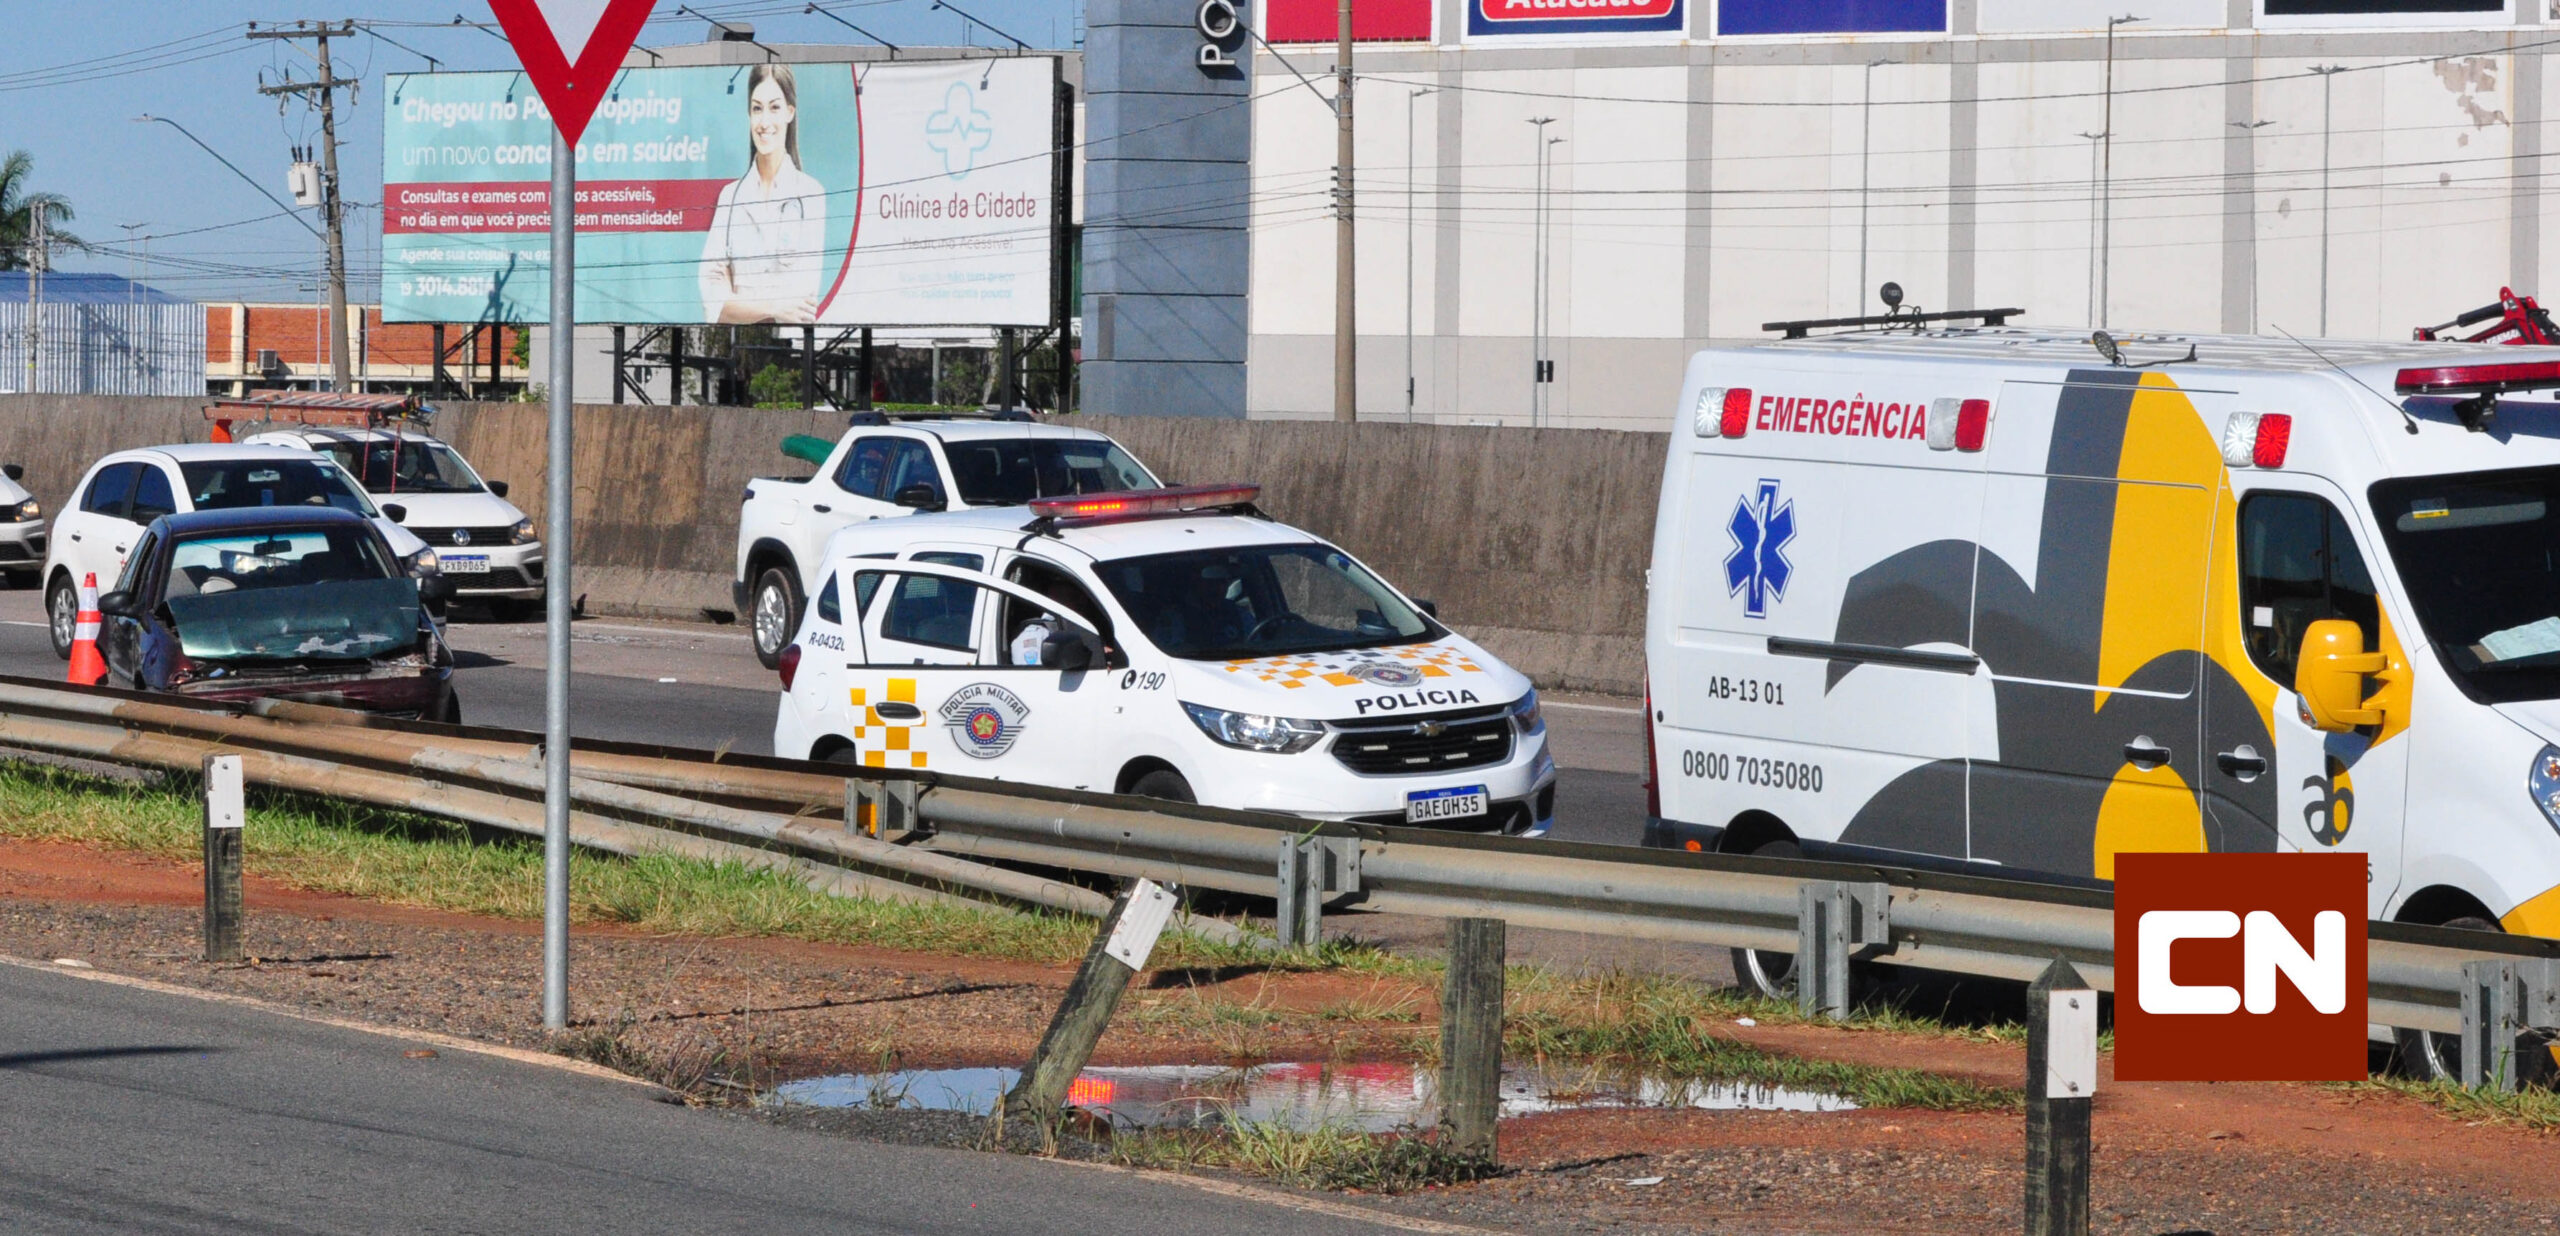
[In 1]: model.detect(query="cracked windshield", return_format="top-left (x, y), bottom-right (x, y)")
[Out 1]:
top-left (162, 528), bottom-right (417, 662)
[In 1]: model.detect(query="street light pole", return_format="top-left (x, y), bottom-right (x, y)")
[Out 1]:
top-left (1527, 117), bottom-right (1555, 427)
top-left (1332, 0), bottom-right (1357, 422)
top-left (1407, 86), bottom-right (1433, 424)
top-left (2078, 131), bottom-right (2106, 326)
top-left (2099, 14), bottom-right (2145, 330)
top-left (2230, 118), bottom-right (2274, 334)
top-left (1859, 58), bottom-right (1890, 309)
top-left (2311, 64), bottom-right (2348, 338)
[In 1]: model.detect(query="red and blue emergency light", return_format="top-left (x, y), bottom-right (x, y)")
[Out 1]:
top-left (1028, 483), bottom-right (1262, 523)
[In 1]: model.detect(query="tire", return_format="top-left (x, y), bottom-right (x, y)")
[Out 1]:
top-left (2396, 914), bottom-right (2504, 1082)
top-left (819, 744), bottom-right (864, 766)
top-left (750, 566), bottom-right (802, 671)
top-left (436, 692), bottom-right (464, 726)
top-left (1129, 769), bottom-right (1196, 804)
top-left (1730, 836), bottom-right (1804, 1003)
top-left (44, 574), bottom-right (75, 661)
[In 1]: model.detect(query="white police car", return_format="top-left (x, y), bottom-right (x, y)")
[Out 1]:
top-left (771, 485), bottom-right (1557, 834)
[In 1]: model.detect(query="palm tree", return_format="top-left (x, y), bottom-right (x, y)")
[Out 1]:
top-left (0, 150), bottom-right (78, 270)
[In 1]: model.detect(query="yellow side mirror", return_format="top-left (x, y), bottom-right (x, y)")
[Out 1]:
top-left (2296, 618), bottom-right (2389, 733)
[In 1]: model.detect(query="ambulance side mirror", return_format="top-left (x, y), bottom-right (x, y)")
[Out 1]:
top-left (2295, 618), bottom-right (2389, 733)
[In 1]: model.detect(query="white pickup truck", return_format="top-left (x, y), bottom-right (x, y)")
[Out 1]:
top-left (733, 415), bottom-right (1163, 667)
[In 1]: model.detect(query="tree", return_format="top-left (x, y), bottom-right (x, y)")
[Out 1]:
top-left (0, 150), bottom-right (77, 270)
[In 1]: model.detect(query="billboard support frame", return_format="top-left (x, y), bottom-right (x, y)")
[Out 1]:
top-left (1050, 60), bottom-right (1075, 413)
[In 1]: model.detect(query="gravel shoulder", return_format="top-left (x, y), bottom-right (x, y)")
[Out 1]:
top-left (7, 834), bottom-right (2556, 1234)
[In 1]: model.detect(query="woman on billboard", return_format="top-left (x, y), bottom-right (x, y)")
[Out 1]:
top-left (700, 64), bottom-right (829, 323)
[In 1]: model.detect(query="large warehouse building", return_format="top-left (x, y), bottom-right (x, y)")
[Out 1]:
top-left (1228, 0), bottom-right (2557, 428)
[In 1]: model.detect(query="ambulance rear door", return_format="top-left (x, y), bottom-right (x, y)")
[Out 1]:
top-left (1657, 374), bottom-right (1989, 861)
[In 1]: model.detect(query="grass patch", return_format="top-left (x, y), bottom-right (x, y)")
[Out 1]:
top-left (0, 759), bottom-right (1258, 969)
top-left (2348, 1075), bottom-right (2560, 1132)
top-left (1115, 1123), bottom-right (1499, 1192)
top-left (1503, 968), bottom-right (2017, 1112)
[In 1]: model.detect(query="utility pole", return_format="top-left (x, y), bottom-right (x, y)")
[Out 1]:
top-left (2230, 118), bottom-right (2274, 334)
top-left (1406, 86), bottom-right (1433, 423)
top-left (1332, 0), bottom-right (1357, 422)
top-left (2098, 14), bottom-right (2144, 331)
top-left (252, 20), bottom-right (357, 392)
top-left (2311, 64), bottom-right (2349, 338)
top-left (1859, 58), bottom-right (1889, 310)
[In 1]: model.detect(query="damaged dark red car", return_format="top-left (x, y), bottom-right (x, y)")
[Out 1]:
top-left (96, 506), bottom-right (461, 721)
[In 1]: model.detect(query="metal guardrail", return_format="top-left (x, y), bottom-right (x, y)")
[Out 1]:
top-left (1, 674), bottom-right (2555, 1074)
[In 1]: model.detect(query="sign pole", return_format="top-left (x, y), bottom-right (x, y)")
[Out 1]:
top-left (542, 123), bottom-right (575, 1032)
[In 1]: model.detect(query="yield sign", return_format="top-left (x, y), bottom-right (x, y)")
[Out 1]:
top-left (486, 0), bottom-right (659, 142)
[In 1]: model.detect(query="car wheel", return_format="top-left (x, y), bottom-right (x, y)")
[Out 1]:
top-left (2395, 915), bottom-right (2507, 1082)
top-left (1129, 769), bottom-right (1196, 804)
top-left (437, 693), bottom-right (464, 726)
top-left (45, 575), bottom-right (76, 661)
top-left (750, 567), bottom-right (802, 671)
top-left (1730, 836), bottom-right (1804, 1002)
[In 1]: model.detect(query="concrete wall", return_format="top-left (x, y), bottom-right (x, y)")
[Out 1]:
top-left (1248, 16), bottom-right (2552, 429)
top-left (0, 397), bottom-right (1664, 695)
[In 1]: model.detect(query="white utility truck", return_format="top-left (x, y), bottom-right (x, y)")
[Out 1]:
top-left (771, 485), bottom-right (1556, 834)
top-left (1644, 318), bottom-right (2560, 1075)
top-left (735, 414), bottom-right (1161, 667)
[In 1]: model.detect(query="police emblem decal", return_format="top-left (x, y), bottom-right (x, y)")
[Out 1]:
top-left (939, 683), bottom-right (1030, 758)
top-left (1348, 661), bottom-right (1425, 688)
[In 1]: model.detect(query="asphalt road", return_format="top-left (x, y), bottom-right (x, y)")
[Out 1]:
top-left (0, 587), bottom-right (1651, 847)
top-left (0, 960), bottom-right (1405, 1235)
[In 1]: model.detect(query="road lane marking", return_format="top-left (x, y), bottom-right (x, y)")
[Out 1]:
top-left (0, 952), bottom-right (666, 1092)
top-left (1543, 700), bottom-right (1641, 715)
top-left (1046, 1158), bottom-right (1504, 1233)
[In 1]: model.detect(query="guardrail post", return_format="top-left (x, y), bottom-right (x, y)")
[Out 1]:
top-left (2024, 956), bottom-right (2095, 1236)
top-left (201, 753), bottom-right (245, 964)
top-left (1438, 917), bottom-right (1506, 1163)
top-left (847, 777), bottom-right (922, 841)
top-left (2459, 958), bottom-right (2560, 1091)
top-left (1006, 878), bottom-right (1180, 1120)
top-left (1276, 836), bottom-right (1325, 948)
top-left (1797, 880), bottom-right (1889, 1019)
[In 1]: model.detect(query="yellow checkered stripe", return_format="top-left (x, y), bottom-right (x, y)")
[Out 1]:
top-left (848, 677), bottom-right (930, 769)
top-left (1219, 645), bottom-right (1487, 688)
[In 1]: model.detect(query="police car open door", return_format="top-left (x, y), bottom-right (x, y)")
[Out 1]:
top-left (840, 561), bottom-right (1112, 778)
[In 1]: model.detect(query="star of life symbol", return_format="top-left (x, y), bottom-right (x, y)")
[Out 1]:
top-left (1724, 478), bottom-right (1796, 619)
top-left (924, 82), bottom-right (995, 180)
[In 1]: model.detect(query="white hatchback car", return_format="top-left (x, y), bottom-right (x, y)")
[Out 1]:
top-left (0, 462), bottom-right (45, 587)
top-left (243, 427), bottom-right (543, 619)
top-left (44, 444), bottom-right (435, 658)
top-left (771, 486), bottom-right (1557, 833)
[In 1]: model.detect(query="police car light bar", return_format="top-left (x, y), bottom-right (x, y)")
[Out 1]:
top-left (1028, 483), bottom-right (1263, 522)
top-left (2393, 360), bottom-right (2560, 395)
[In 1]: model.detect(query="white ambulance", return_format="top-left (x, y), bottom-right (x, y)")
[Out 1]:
top-left (1646, 325), bottom-right (2560, 1067)
top-left (772, 484), bottom-right (1556, 833)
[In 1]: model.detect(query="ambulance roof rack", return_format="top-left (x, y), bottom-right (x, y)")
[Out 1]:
top-left (1021, 483), bottom-right (1266, 537)
top-left (201, 390), bottom-right (434, 439)
top-left (1761, 306), bottom-right (2026, 340)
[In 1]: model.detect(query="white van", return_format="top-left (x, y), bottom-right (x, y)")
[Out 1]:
top-left (772, 485), bottom-right (1556, 832)
top-left (243, 426), bottom-right (543, 619)
top-left (1646, 327), bottom-right (2560, 1061)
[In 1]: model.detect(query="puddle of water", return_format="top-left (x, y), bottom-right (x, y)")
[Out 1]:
top-left (767, 1061), bottom-right (1855, 1131)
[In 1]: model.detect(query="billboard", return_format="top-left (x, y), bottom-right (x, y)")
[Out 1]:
top-left (382, 58), bottom-right (1059, 327)
top-left (1467, 0), bottom-right (1684, 37)
top-left (1715, 0), bottom-right (1944, 34)
top-left (1265, 0), bottom-right (1433, 42)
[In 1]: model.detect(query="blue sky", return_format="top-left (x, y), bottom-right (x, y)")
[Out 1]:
top-left (4, 0), bottom-right (1079, 303)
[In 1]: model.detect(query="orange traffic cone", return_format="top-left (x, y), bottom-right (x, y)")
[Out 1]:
top-left (66, 572), bottom-right (106, 687)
